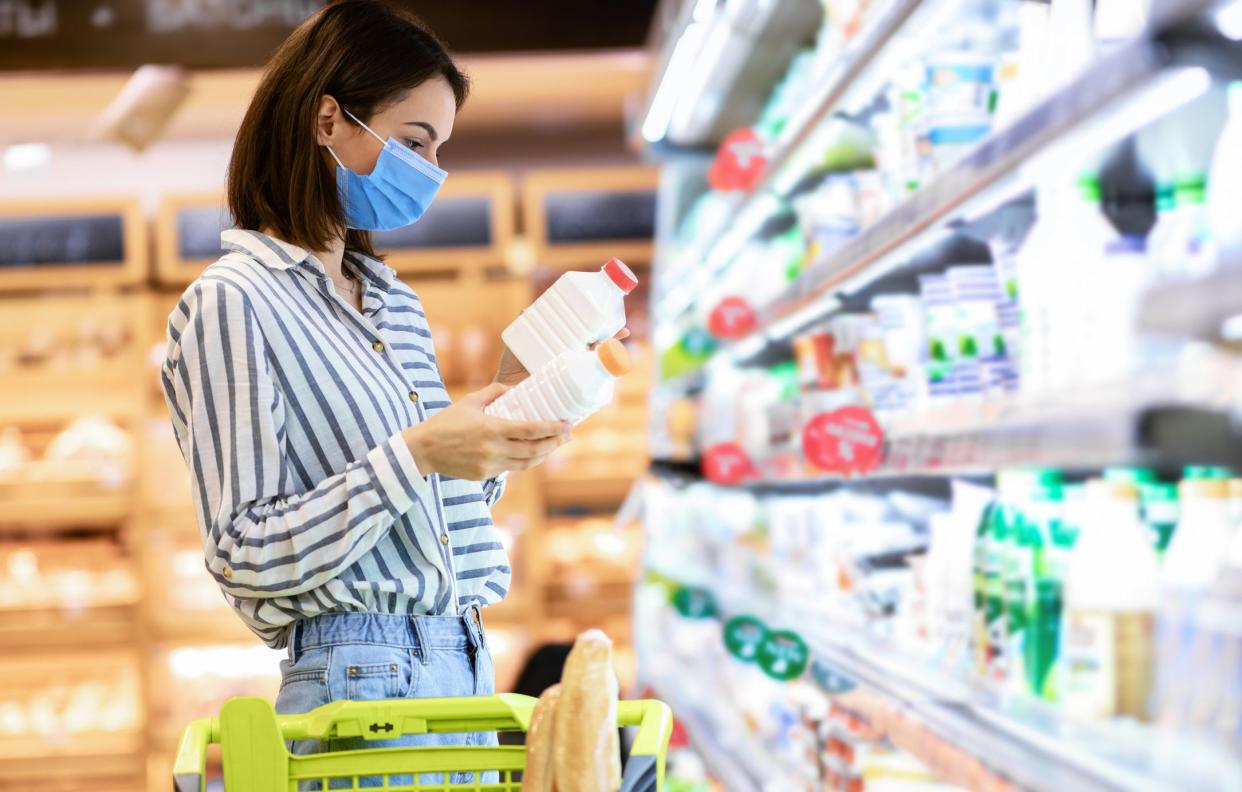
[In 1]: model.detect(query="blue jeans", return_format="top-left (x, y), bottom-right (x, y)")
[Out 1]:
top-left (274, 608), bottom-right (497, 788)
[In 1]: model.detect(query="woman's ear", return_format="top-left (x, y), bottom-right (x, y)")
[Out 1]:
top-left (316, 95), bottom-right (341, 146)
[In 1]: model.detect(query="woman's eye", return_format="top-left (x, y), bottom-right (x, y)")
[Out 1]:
top-left (405, 139), bottom-right (423, 151)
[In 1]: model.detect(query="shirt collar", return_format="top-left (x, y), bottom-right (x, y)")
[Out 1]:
top-left (220, 229), bottom-right (396, 291)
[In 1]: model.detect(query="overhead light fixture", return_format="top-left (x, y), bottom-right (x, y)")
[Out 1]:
top-left (1217, 0), bottom-right (1242, 40)
top-left (642, 21), bottom-right (710, 143)
top-left (92, 64), bottom-right (190, 152)
top-left (3, 143), bottom-right (51, 172)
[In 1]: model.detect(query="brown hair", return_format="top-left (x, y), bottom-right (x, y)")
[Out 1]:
top-left (227, 0), bottom-right (469, 257)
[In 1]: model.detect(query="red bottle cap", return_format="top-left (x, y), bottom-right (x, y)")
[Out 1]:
top-left (602, 258), bottom-right (638, 294)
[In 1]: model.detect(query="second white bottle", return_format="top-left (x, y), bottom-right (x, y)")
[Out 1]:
top-left (486, 339), bottom-right (632, 425)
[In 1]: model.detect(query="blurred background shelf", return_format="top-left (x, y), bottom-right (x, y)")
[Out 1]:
top-left (0, 490), bottom-right (134, 531)
top-left (0, 604), bottom-right (138, 650)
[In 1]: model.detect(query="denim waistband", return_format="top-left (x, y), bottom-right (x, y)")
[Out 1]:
top-left (290, 607), bottom-right (485, 660)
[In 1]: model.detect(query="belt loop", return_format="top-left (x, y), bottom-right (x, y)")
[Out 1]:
top-left (288, 620), bottom-right (302, 663)
top-left (411, 615), bottom-right (431, 665)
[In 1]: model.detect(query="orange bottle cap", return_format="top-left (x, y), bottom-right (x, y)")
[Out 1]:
top-left (596, 339), bottom-right (632, 376)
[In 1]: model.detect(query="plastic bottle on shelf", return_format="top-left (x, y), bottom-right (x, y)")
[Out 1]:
top-left (1149, 175), bottom-right (1213, 281)
top-left (1005, 469), bottom-right (1063, 699)
top-left (1209, 83), bottom-right (1242, 271)
top-left (1188, 515), bottom-right (1242, 753)
top-left (1045, 0), bottom-right (1096, 95)
top-left (1020, 477), bottom-right (1068, 700)
top-left (1229, 479), bottom-right (1242, 533)
top-left (501, 258), bottom-right (638, 375)
top-left (1154, 477), bottom-right (1234, 729)
top-left (1140, 482), bottom-right (1180, 559)
top-left (485, 340), bottom-right (632, 425)
top-left (1017, 177), bottom-right (1118, 398)
top-left (1061, 480), bottom-right (1160, 721)
top-left (993, 0), bottom-right (1051, 129)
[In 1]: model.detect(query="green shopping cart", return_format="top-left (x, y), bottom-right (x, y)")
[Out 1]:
top-left (173, 693), bottom-right (673, 791)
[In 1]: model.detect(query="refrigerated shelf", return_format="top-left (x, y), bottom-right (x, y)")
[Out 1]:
top-left (704, 584), bottom-right (1237, 792)
top-left (657, 0), bottom-right (1224, 357)
top-left (655, 0), bottom-right (922, 319)
top-left (645, 677), bottom-right (770, 792)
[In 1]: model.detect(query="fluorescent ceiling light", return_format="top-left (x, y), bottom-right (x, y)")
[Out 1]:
top-left (642, 21), bottom-right (710, 143)
top-left (1217, 0), bottom-right (1242, 40)
top-left (3, 143), bottom-right (51, 172)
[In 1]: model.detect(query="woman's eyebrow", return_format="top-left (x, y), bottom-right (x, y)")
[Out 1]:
top-left (403, 121), bottom-right (438, 141)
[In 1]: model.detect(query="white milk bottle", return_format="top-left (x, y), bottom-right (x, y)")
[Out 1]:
top-left (1155, 477), bottom-right (1233, 729)
top-left (501, 258), bottom-right (638, 374)
top-left (486, 339), bottom-right (632, 425)
top-left (1061, 480), bottom-right (1160, 720)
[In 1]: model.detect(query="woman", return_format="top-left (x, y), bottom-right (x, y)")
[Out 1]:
top-left (160, 0), bottom-right (590, 778)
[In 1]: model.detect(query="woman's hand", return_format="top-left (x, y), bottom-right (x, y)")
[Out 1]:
top-left (494, 329), bottom-right (632, 387)
top-left (402, 383), bottom-right (571, 480)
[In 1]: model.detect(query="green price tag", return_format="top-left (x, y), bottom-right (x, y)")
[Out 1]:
top-left (672, 586), bottom-right (718, 620)
top-left (810, 658), bottom-right (856, 695)
top-left (723, 615), bottom-right (768, 663)
top-left (757, 629), bottom-right (809, 681)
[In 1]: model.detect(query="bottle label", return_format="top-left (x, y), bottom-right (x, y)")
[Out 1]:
top-left (1062, 609), bottom-right (1117, 717)
top-left (984, 542), bottom-right (1008, 680)
top-left (1004, 544), bottom-right (1032, 691)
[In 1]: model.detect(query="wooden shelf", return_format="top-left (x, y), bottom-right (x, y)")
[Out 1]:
top-left (0, 489), bottom-right (133, 531)
top-left (147, 610), bottom-right (257, 645)
top-left (543, 470), bottom-right (642, 508)
top-left (0, 734), bottom-right (144, 784)
top-left (0, 368), bottom-right (144, 424)
top-left (0, 603), bottom-right (138, 649)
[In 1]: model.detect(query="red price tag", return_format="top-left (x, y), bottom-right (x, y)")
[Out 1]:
top-left (707, 297), bottom-right (757, 339)
top-left (702, 442), bottom-right (752, 485)
top-left (802, 406), bottom-right (885, 475)
top-left (708, 128), bottom-right (767, 192)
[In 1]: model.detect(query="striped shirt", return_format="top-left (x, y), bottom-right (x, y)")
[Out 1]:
top-left (161, 229), bottom-right (510, 649)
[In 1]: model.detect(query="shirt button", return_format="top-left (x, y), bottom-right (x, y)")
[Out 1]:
top-left (222, 566), bottom-right (233, 579)
top-left (408, 390), bottom-right (419, 403)
top-left (372, 340), bottom-right (384, 353)
top-left (439, 534), bottom-right (449, 546)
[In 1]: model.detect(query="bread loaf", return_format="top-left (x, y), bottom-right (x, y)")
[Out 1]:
top-left (553, 629), bottom-right (620, 792)
top-left (524, 683), bottom-right (561, 792)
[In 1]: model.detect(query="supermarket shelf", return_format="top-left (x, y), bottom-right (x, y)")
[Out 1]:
top-left (0, 368), bottom-right (145, 424)
top-left (658, 376), bottom-right (1242, 488)
top-left (0, 603), bottom-right (139, 649)
top-left (148, 610), bottom-right (259, 644)
top-left (690, 5), bottom-right (1219, 353)
top-left (655, 0), bottom-right (921, 319)
top-left (1138, 267), bottom-right (1242, 342)
top-left (0, 489), bottom-right (134, 531)
top-left (647, 678), bottom-right (763, 792)
top-left (0, 736), bottom-right (144, 783)
top-left (543, 470), bottom-right (644, 508)
top-left (708, 585), bottom-right (1236, 792)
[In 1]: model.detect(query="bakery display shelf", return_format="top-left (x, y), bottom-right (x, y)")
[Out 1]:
top-left (147, 610), bottom-right (260, 645)
top-left (675, 5), bottom-right (1222, 353)
top-left (646, 677), bottom-right (764, 792)
top-left (0, 489), bottom-right (134, 531)
top-left (0, 603), bottom-right (138, 649)
top-left (709, 585), bottom-right (1233, 792)
top-left (543, 470), bottom-right (645, 508)
top-left (0, 735), bottom-right (144, 780)
top-left (0, 370), bottom-right (145, 424)
top-left (654, 0), bottom-right (923, 318)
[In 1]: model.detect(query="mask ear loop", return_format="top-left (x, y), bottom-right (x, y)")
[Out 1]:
top-left (343, 107), bottom-right (387, 146)
top-left (325, 144), bottom-right (346, 169)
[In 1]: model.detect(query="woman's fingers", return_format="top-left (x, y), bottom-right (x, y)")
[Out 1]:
top-left (495, 417), bottom-right (571, 441)
top-left (495, 434), bottom-right (565, 461)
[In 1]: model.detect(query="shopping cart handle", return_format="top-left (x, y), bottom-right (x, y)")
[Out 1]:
top-left (171, 716), bottom-right (216, 792)
top-left (273, 692), bottom-right (538, 741)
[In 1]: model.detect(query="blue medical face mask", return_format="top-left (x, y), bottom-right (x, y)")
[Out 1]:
top-left (327, 108), bottom-right (446, 231)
